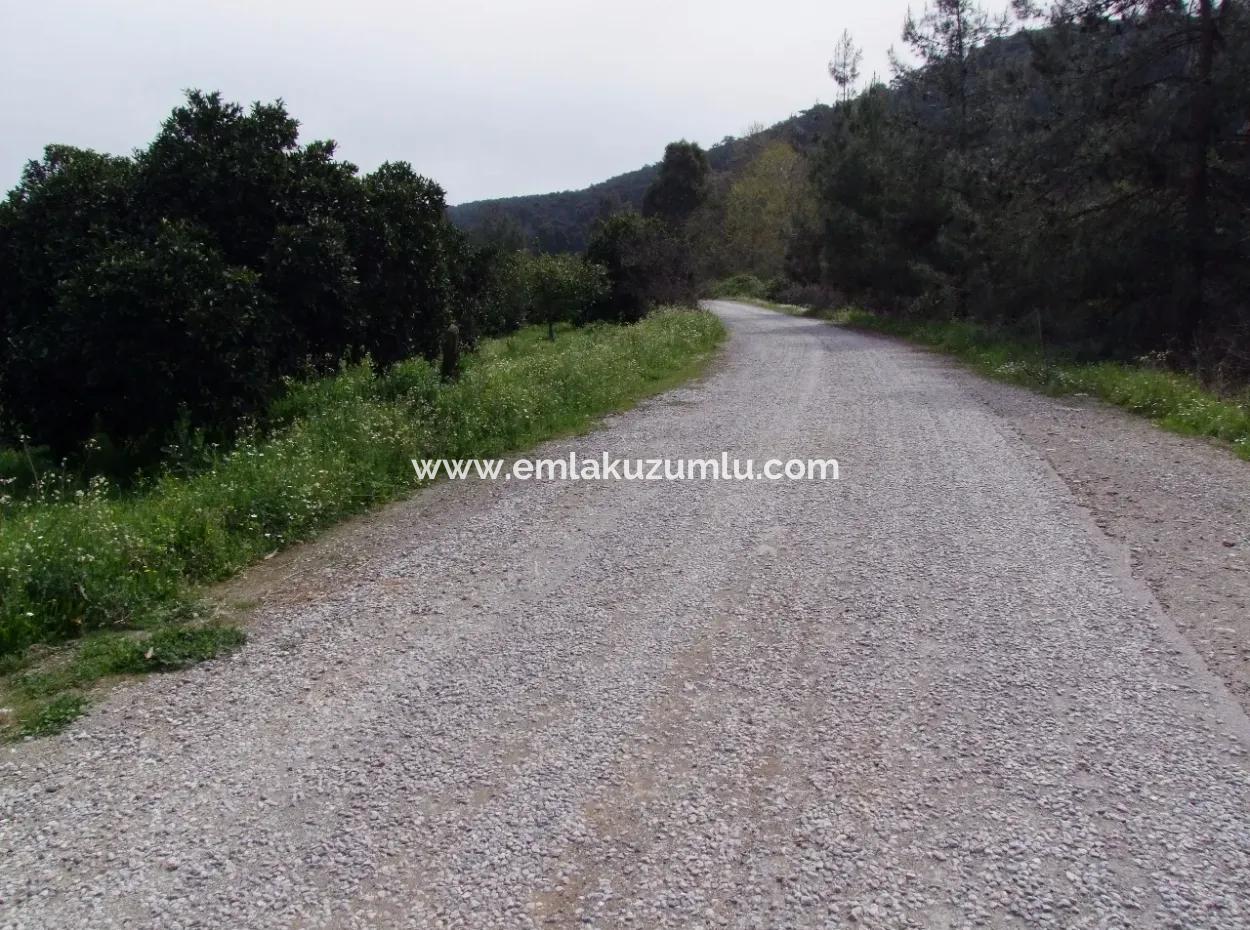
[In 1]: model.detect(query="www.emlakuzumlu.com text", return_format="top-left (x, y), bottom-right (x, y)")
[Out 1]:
top-left (411, 453), bottom-right (840, 482)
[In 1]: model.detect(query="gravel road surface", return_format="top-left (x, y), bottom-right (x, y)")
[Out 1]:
top-left (3, 299), bottom-right (1249, 929)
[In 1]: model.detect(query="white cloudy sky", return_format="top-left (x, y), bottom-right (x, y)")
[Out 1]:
top-left (1, 0), bottom-right (917, 205)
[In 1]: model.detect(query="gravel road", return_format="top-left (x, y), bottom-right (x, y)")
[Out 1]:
top-left (4, 299), bottom-right (1250, 930)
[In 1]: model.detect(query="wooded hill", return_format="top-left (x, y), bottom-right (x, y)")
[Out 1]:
top-left (447, 105), bottom-right (835, 253)
top-left (456, 1), bottom-right (1250, 383)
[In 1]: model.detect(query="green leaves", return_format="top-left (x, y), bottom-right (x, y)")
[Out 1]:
top-left (521, 253), bottom-right (610, 336)
top-left (642, 141), bottom-right (711, 227)
top-left (586, 211), bottom-right (694, 320)
top-left (0, 91), bottom-right (466, 456)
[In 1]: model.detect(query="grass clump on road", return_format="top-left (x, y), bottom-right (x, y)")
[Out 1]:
top-left (838, 309), bottom-right (1250, 461)
top-left (17, 695), bottom-right (89, 739)
top-left (0, 308), bottom-right (725, 738)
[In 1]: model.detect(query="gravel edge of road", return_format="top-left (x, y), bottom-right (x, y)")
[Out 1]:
top-left (771, 305), bottom-right (1250, 719)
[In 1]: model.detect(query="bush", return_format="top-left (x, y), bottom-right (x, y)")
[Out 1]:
top-left (769, 282), bottom-right (846, 311)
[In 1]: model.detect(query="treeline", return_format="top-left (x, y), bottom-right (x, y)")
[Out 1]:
top-left (810, 0), bottom-right (1250, 376)
top-left (449, 105), bottom-right (835, 253)
top-left (0, 92), bottom-right (624, 460)
top-left (673, 1), bottom-right (1250, 382)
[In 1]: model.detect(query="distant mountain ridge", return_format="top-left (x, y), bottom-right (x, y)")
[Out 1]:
top-left (447, 104), bottom-right (836, 253)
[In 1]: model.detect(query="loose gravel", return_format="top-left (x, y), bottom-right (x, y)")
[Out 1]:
top-left (956, 364), bottom-right (1250, 715)
top-left (3, 300), bottom-right (1249, 930)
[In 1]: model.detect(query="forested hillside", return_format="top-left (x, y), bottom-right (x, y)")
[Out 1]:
top-left (489, 0), bottom-right (1250, 383)
top-left (448, 105), bottom-right (835, 253)
top-left (803, 0), bottom-right (1250, 378)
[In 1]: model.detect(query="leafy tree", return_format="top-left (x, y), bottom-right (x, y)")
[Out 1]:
top-left (0, 147), bottom-right (139, 450)
top-left (521, 253), bottom-right (609, 339)
top-left (453, 244), bottom-right (531, 340)
top-left (1011, 0), bottom-right (1244, 357)
top-left (586, 211), bottom-right (694, 320)
top-left (262, 218), bottom-right (361, 371)
top-left (350, 162), bottom-right (455, 365)
top-left (134, 92), bottom-right (302, 269)
top-left (827, 93), bottom-right (940, 302)
top-left (890, 0), bottom-right (1013, 314)
top-left (895, 1), bottom-right (1011, 149)
top-left (642, 141), bottom-right (711, 226)
top-left (0, 92), bottom-right (485, 454)
top-left (792, 0), bottom-right (1250, 376)
top-left (5, 220), bottom-right (271, 450)
top-left (723, 142), bottom-right (817, 280)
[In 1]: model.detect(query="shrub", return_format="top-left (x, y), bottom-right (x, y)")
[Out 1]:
top-left (769, 282), bottom-right (846, 311)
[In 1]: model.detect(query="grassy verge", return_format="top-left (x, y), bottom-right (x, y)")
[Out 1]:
top-left (0, 308), bottom-right (725, 738)
top-left (730, 293), bottom-right (1250, 461)
top-left (838, 310), bottom-right (1250, 459)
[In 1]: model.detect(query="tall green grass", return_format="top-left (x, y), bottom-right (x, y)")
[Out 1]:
top-left (838, 309), bottom-right (1250, 460)
top-left (0, 309), bottom-right (725, 659)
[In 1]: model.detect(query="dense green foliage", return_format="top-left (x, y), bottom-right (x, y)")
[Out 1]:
top-left (586, 212), bottom-right (697, 321)
top-left (0, 92), bottom-right (576, 458)
top-left (712, 273), bottom-right (773, 302)
top-left (793, 0), bottom-right (1250, 381)
top-left (0, 309), bottom-right (724, 660)
top-left (522, 253), bottom-right (610, 338)
top-left (642, 141), bottom-right (711, 226)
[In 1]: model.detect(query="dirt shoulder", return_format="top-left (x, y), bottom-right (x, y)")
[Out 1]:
top-left (959, 372), bottom-right (1250, 711)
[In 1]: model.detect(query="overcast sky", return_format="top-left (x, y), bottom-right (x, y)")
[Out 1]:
top-left (1, 0), bottom-right (917, 205)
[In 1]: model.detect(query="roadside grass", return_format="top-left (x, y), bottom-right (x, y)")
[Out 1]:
top-left (728, 293), bottom-right (1250, 461)
top-left (837, 309), bottom-right (1250, 459)
top-left (0, 308), bottom-right (725, 738)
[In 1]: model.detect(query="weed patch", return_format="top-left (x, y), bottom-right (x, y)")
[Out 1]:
top-left (16, 695), bottom-right (90, 738)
